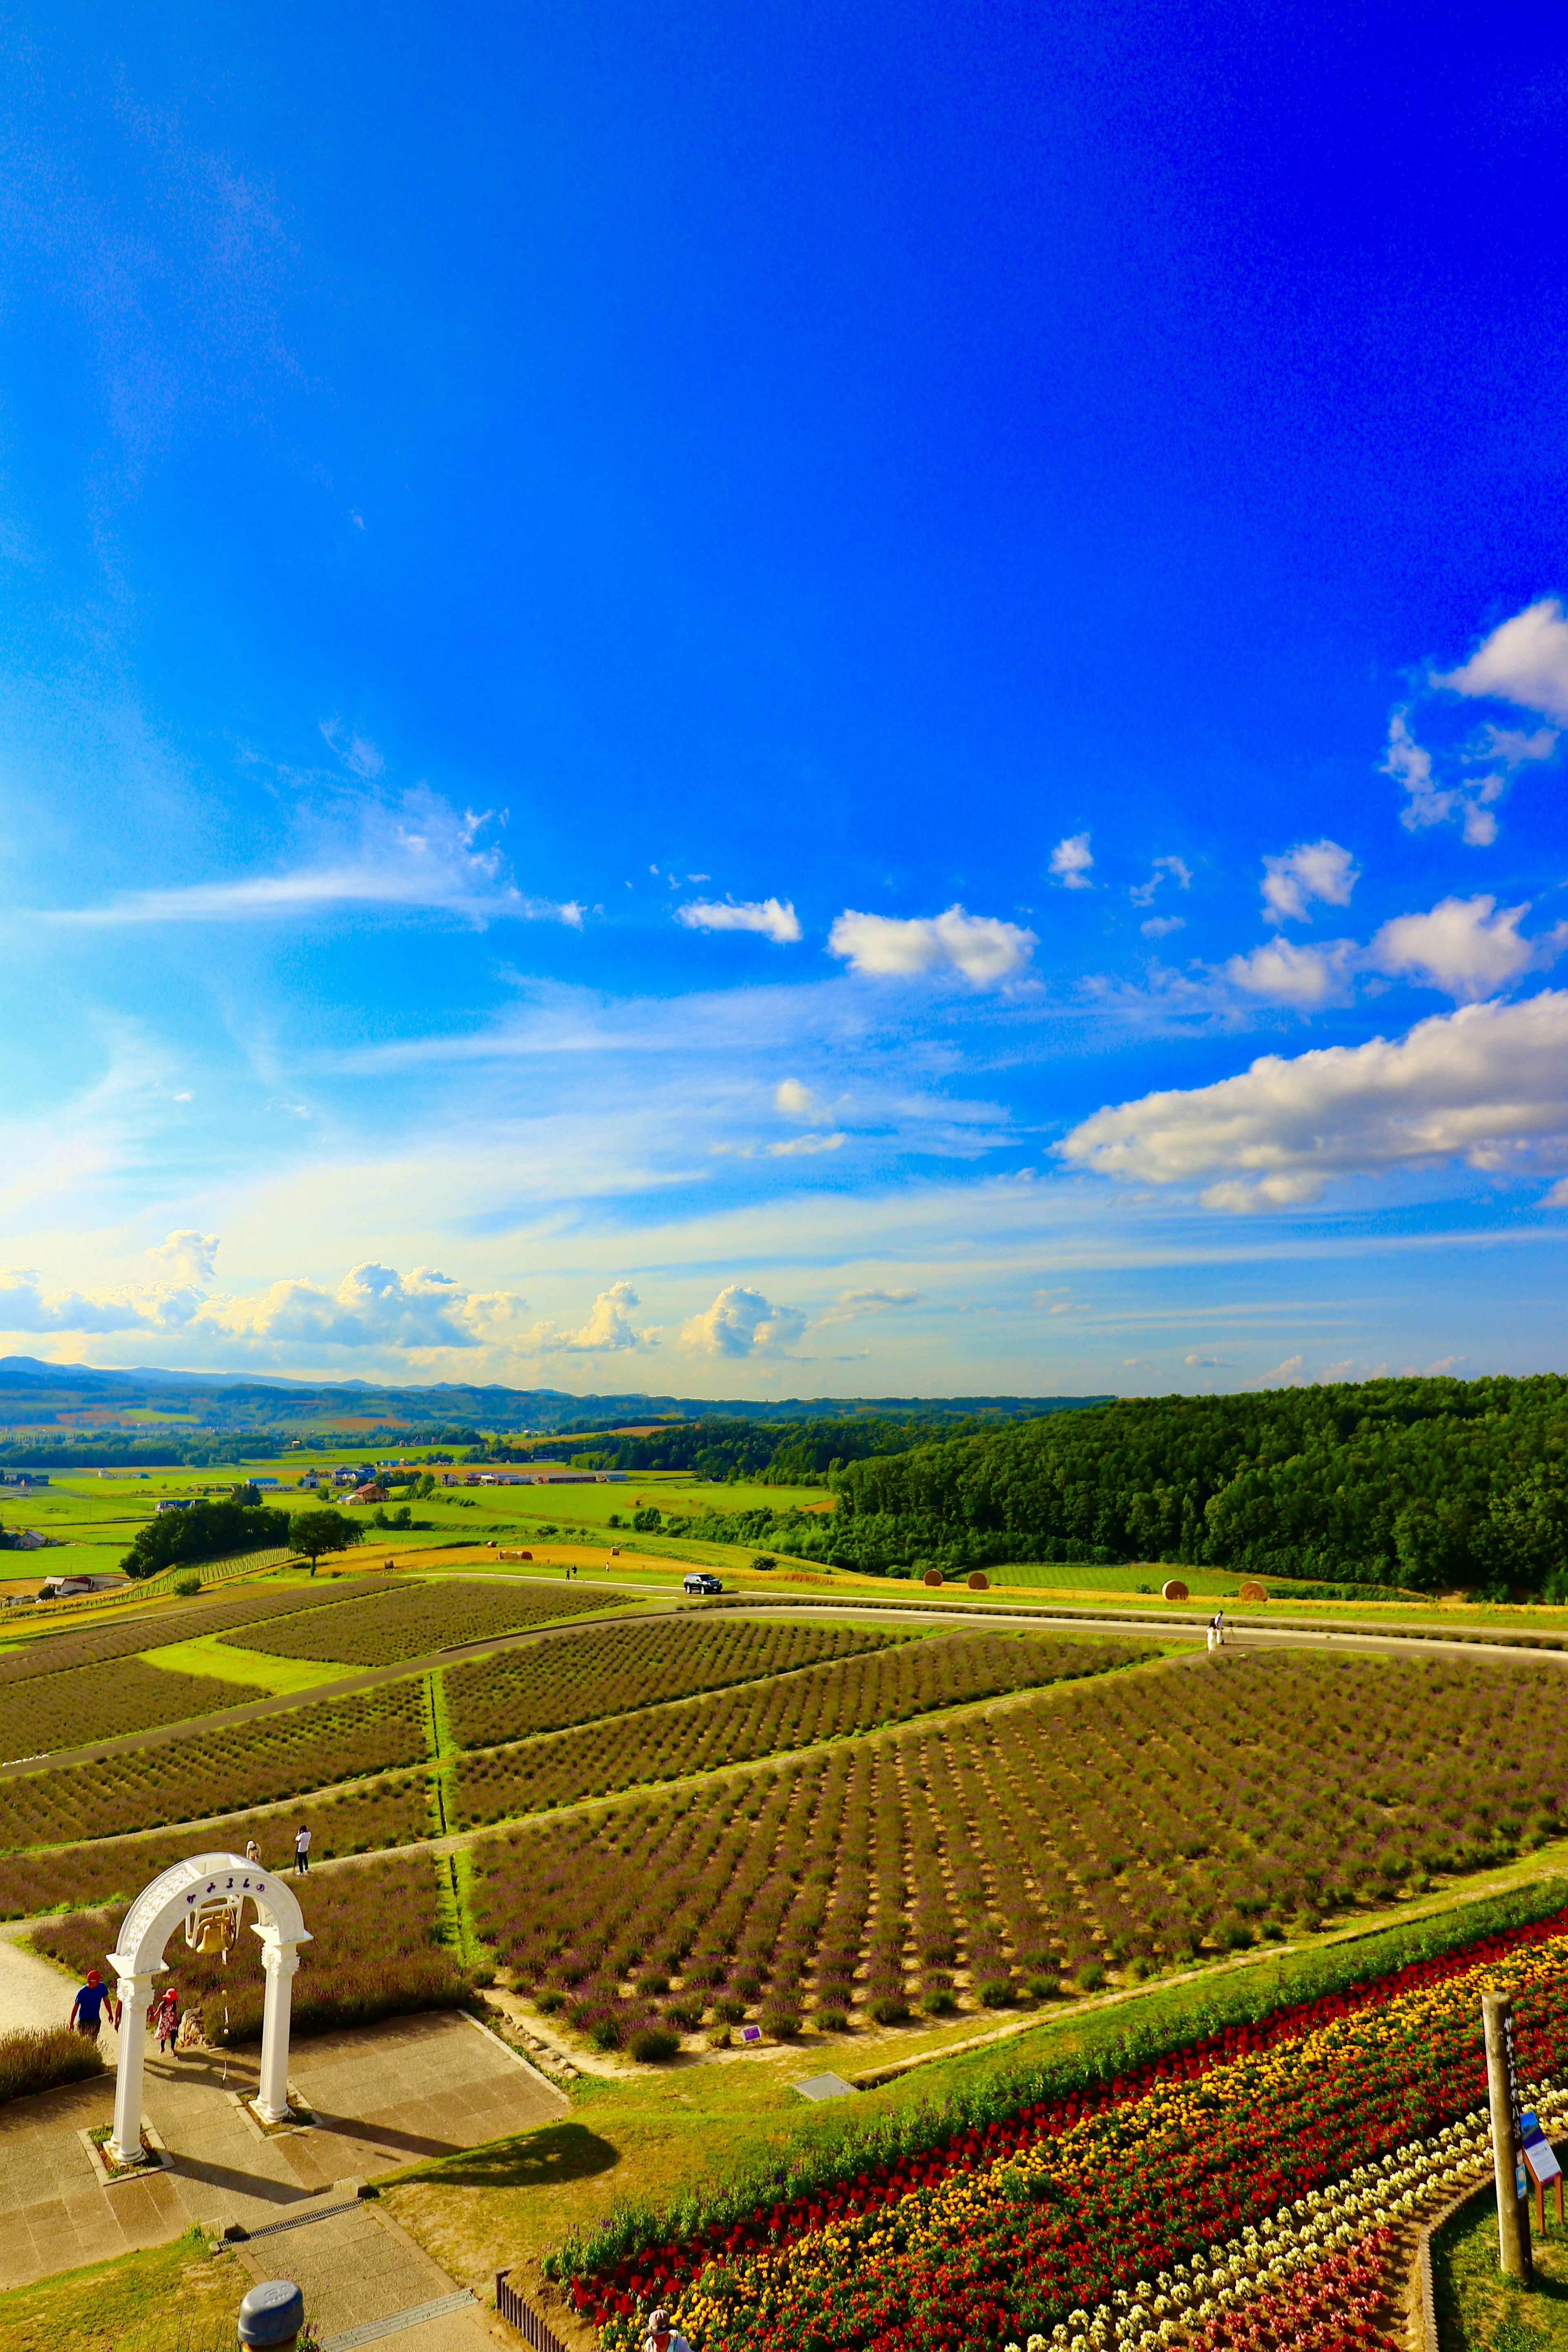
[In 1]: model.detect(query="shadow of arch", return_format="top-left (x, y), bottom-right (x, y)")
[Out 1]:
top-left (392, 2119), bottom-right (621, 2191)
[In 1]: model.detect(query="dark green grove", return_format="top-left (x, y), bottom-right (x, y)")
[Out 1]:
top-left (672, 1377), bottom-right (1568, 1598)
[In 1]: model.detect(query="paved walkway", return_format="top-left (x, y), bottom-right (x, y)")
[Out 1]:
top-left (0, 2007), bottom-right (565, 2301)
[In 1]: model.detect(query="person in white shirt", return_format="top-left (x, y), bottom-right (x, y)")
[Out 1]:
top-left (294, 1823), bottom-right (312, 1875)
top-left (646, 2312), bottom-right (692, 2352)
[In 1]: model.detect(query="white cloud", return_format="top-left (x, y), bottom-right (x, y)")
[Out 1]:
top-left (1383, 712), bottom-right (1454, 832)
top-left (319, 717), bottom-right (385, 780)
top-left (43, 785), bottom-right (583, 930)
top-left (1367, 894), bottom-right (1568, 1000)
top-left (827, 904), bottom-right (1036, 984)
top-left (1382, 697), bottom-right (1556, 844)
top-left (1198, 1174), bottom-right (1326, 1212)
top-left (558, 1281), bottom-right (652, 1352)
top-left (767, 1131), bottom-right (846, 1156)
top-left (1130, 855), bottom-right (1192, 908)
top-left (680, 1284), bottom-right (805, 1357)
top-left (1225, 938), bottom-right (1354, 1007)
top-left (1049, 833), bottom-right (1094, 889)
top-left (1141, 915), bottom-right (1185, 940)
top-left (1058, 991), bottom-right (1568, 1200)
top-left (1183, 1352), bottom-right (1233, 1368)
top-left (812, 1286), bottom-right (920, 1330)
top-left (196, 1261), bottom-right (531, 1352)
top-left (1248, 1354), bottom-right (1305, 1389)
top-left (150, 1229), bottom-right (220, 1286)
top-left (775, 1078), bottom-right (819, 1118)
top-left (1546, 1178), bottom-right (1568, 1208)
top-left (676, 896), bottom-right (802, 944)
top-left (1261, 840), bottom-right (1359, 925)
top-left (1433, 597), bottom-right (1568, 724)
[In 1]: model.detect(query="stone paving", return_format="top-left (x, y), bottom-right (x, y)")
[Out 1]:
top-left (0, 2008), bottom-right (566, 2312)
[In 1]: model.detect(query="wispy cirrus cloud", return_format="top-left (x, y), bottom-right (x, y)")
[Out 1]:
top-left (38, 784), bottom-right (584, 931)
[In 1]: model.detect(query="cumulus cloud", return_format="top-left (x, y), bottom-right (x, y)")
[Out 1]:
top-left (197, 1261), bottom-right (532, 1352)
top-left (827, 904), bottom-right (1036, 984)
top-left (1141, 915), bottom-right (1185, 940)
top-left (1057, 991), bottom-right (1568, 1204)
top-left (775, 1079), bottom-right (820, 1118)
top-left (676, 896), bottom-right (802, 944)
top-left (1130, 855), bottom-right (1192, 908)
top-left (1368, 894), bottom-right (1567, 1001)
top-left (150, 1229), bottom-right (220, 1286)
top-left (45, 784), bottom-right (584, 930)
top-left (0, 1270), bottom-right (165, 1336)
top-left (557, 1281), bottom-right (652, 1352)
top-left (680, 1284), bottom-right (805, 1356)
top-left (1225, 938), bottom-right (1354, 1008)
top-left (1261, 840), bottom-right (1359, 925)
top-left (1433, 596), bottom-right (1568, 724)
top-left (1248, 1354), bottom-right (1306, 1388)
top-left (1049, 833), bottom-right (1094, 889)
top-left (1198, 1174), bottom-right (1326, 1212)
top-left (1184, 1352), bottom-right (1233, 1367)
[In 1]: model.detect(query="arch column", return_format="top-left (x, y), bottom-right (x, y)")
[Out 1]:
top-left (255, 1940), bottom-right (302, 2125)
top-left (107, 1969), bottom-right (160, 2166)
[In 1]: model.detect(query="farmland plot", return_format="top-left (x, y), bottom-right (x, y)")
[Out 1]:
top-left (444, 1617), bottom-right (902, 1749)
top-left (0, 1677), bottom-right (428, 1852)
top-left (469, 1650), bottom-right (1568, 2044)
top-left (450, 1630), bottom-right (1147, 1829)
top-left (0, 1655), bottom-right (270, 1759)
top-left (0, 1577), bottom-right (384, 1685)
top-left (35, 1853), bottom-right (466, 2040)
top-left (223, 1575), bottom-right (624, 1667)
top-left (0, 1774), bottom-right (432, 1915)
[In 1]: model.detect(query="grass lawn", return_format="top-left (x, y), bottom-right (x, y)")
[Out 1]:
top-left (139, 1631), bottom-right (350, 1694)
top-left (0, 2227), bottom-right (242, 2352)
top-left (1434, 2182), bottom-right (1568, 2347)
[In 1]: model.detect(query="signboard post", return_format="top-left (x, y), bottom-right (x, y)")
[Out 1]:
top-left (1483, 1989), bottom-right (1533, 2282)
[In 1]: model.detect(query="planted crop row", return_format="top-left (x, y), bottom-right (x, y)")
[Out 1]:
top-left (450, 1632), bottom-right (1141, 1831)
top-left (0, 1678), bottom-right (428, 1853)
top-left (224, 1575), bottom-right (621, 1667)
top-left (34, 1853), bottom-right (467, 2042)
top-left (444, 1618), bottom-right (899, 1750)
top-left (0, 1656), bottom-right (270, 1762)
top-left (0, 1576), bottom-right (383, 1687)
top-left (0, 1773), bottom-right (432, 1917)
top-left (469, 1649), bottom-right (1568, 2040)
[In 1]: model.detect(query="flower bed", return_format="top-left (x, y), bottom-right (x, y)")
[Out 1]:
top-left (472, 1653), bottom-right (1568, 2041)
top-left (221, 1577), bottom-right (617, 1667)
top-left (33, 1853), bottom-right (468, 2042)
top-left (444, 1619), bottom-right (900, 1750)
top-left (555, 1908), bottom-right (1568, 2352)
top-left (0, 1677), bottom-right (428, 1854)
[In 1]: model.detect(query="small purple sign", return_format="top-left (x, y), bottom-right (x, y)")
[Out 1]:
top-left (741, 2024), bottom-right (763, 2045)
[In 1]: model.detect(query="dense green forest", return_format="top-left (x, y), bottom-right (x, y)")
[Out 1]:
top-left (670, 1378), bottom-right (1568, 1597)
top-left (529, 1405), bottom-right (1107, 1483)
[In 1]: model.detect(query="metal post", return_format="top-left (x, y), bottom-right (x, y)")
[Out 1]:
top-left (1483, 1988), bottom-right (1532, 2283)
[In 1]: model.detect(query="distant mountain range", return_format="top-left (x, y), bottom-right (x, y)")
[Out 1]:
top-left (0, 1355), bottom-right (1111, 1462)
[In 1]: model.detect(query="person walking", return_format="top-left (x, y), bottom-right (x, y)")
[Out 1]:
top-left (70, 1969), bottom-right (115, 2041)
top-left (1215, 1607), bottom-right (1226, 1648)
top-left (294, 1822), bottom-right (312, 1875)
top-left (245, 1838), bottom-right (262, 1864)
top-left (150, 1983), bottom-right (180, 2055)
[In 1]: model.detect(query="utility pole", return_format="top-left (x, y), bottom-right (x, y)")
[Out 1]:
top-left (1483, 1988), bottom-right (1533, 2283)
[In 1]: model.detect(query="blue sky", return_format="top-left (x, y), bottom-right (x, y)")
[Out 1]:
top-left (2, 0), bottom-right (1566, 1399)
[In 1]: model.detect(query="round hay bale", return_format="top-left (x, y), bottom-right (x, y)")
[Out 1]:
top-left (1237, 1578), bottom-right (1268, 1602)
top-left (1160, 1577), bottom-right (1189, 1602)
top-left (967, 1570), bottom-right (989, 1591)
top-left (923, 1568), bottom-right (945, 1589)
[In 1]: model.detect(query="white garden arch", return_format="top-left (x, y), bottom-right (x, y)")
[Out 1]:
top-left (105, 1853), bottom-right (312, 2165)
